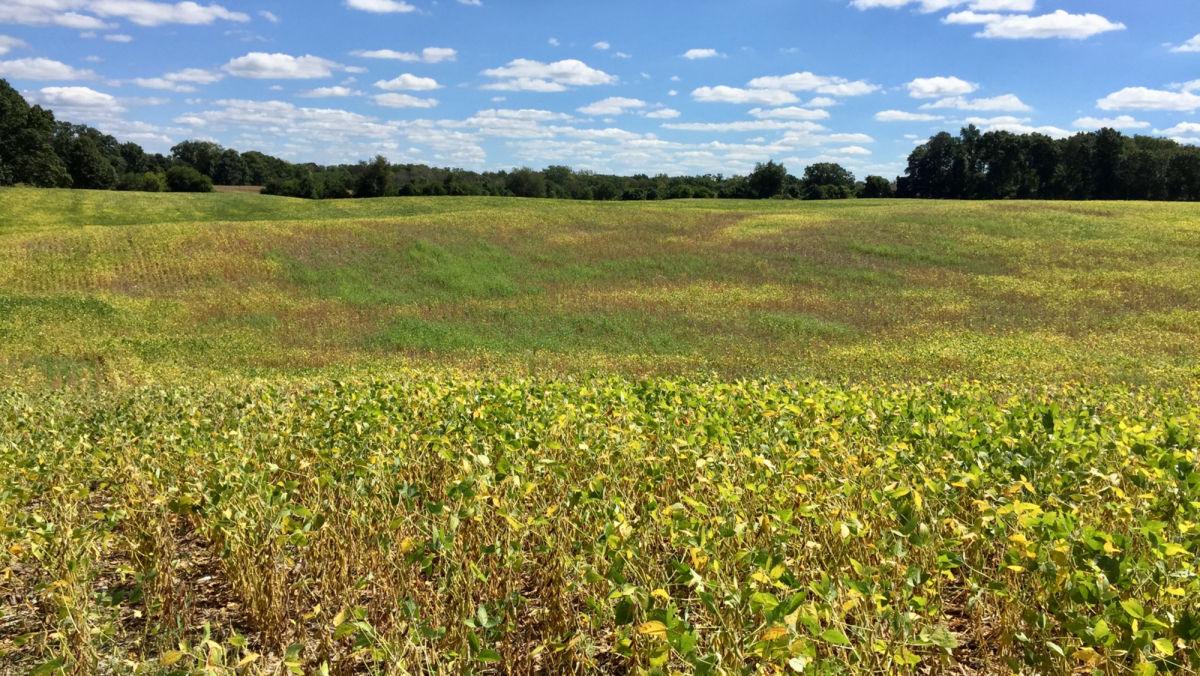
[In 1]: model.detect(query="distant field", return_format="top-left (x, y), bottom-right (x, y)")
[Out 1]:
top-left (213, 185), bottom-right (266, 194)
top-left (1, 187), bottom-right (1199, 385)
top-left (1, 188), bottom-right (1198, 674)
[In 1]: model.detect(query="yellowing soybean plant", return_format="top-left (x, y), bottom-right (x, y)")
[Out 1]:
top-left (1, 189), bottom-right (1199, 675)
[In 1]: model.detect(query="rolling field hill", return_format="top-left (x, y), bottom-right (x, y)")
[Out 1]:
top-left (1, 187), bottom-right (1199, 386)
top-left (1, 188), bottom-right (1198, 675)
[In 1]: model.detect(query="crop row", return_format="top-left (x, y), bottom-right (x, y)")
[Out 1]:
top-left (1, 375), bottom-right (1197, 674)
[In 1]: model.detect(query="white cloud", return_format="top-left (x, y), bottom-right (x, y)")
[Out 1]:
top-left (259, 10), bottom-right (278, 22)
top-left (664, 120), bottom-right (828, 133)
top-left (104, 33), bottom-right (132, 41)
top-left (944, 10), bottom-right (1125, 40)
top-left (578, 96), bottom-right (645, 115)
top-left (593, 41), bottom-right (610, 50)
top-left (906, 76), bottom-right (976, 98)
top-left (748, 106), bottom-right (830, 120)
top-left (223, 52), bottom-right (341, 79)
top-left (1098, 87), bottom-right (1200, 112)
top-left (683, 48), bottom-right (721, 59)
top-left (458, 0), bottom-right (483, 6)
top-left (1171, 34), bottom-right (1200, 53)
top-left (298, 86), bottom-right (361, 98)
top-left (345, 0), bottom-right (415, 13)
top-left (547, 37), bottom-right (559, 46)
top-left (27, 85), bottom-right (124, 113)
top-left (875, 110), bottom-right (943, 122)
top-left (482, 58), bottom-right (616, 91)
top-left (850, 0), bottom-right (1033, 12)
top-left (1159, 122), bottom-right (1200, 136)
top-left (0, 0), bottom-right (248, 28)
top-left (375, 74), bottom-right (441, 91)
top-left (746, 72), bottom-right (878, 96)
top-left (1072, 115), bottom-right (1148, 130)
top-left (373, 93), bottom-right (438, 108)
top-left (351, 47), bottom-right (457, 63)
top-left (0, 35), bottom-right (28, 56)
top-left (89, 1), bottom-right (249, 26)
top-left (920, 93), bottom-right (1031, 111)
top-left (692, 86), bottom-right (799, 105)
top-left (644, 108), bottom-right (680, 119)
top-left (0, 2), bottom-right (112, 30)
top-left (835, 145), bottom-right (872, 155)
top-left (0, 57), bottom-right (95, 80)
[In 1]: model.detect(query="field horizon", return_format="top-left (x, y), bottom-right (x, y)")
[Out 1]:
top-left (2, 187), bottom-right (1199, 387)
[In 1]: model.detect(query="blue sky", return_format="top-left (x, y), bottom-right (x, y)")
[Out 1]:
top-left (1, 0), bottom-right (1198, 179)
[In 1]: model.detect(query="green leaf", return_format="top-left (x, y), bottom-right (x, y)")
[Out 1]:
top-left (1152, 638), bottom-right (1174, 656)
top-left (821, 628), bottom-right (851, 645)
top-left (1120, 600), bottom-right (1145, 620)
top-left (477, 649), bottom-right (502, 663)
top-left (749, 591), bottom-right (779, 613)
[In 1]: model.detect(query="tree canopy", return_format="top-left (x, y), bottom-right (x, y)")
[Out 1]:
top-left (4, 78), bottom-right (1200, 203)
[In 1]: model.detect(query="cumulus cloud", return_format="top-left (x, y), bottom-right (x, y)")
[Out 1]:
top-left (944, 10), bottom-right (1125, 39)
top-left (345, 0), bottom-right (415, 13)
top-left (88, 1), bottom-right (249, 26)
top-left (0, 58), bottom-right (95, 80)
top-left (966, 117), bottom-right (1071, 137)
top-left (1171, 34), bottom-right (1200, 53)
top-left (373, 93), bottom-right (438, 108)
top-left (691, 86), bottom-right (799, 105)
top-left (906, 76), bottom-right (976, 98)
top-left (1097, 87), bottom-right (1200, 112)
top-left (644, 108), bottom-right (680, 119)
top-left (664, 120), bottom-right (828, 133)
top-left (0, 0), bottom-right (248, 29)
top-left (482, 58), bottom-right (616, 91)
top-left (223, 52), bottom-right (342, 79)
top-left (748, 106), bottom-right (830, 120)
top-left (1159, 122), bottom-right (1200, 136)
top-left (1072, 115), bottom-right (1148, 130)
top-left (682, 48), bottom-right (721, 59)
top-left (374, 74), bottom-right (441, 91)
top-left (746, 72), bottom-right (879, 96)
top-left (593, 41), bottom-right (610, 50)
top-left (104, 33), bottom-right (132, 41)
top-left (920, 93), bottom-right (1031, 111)
top-left (350, 47), bottom-right (457, 63)
top-left (875, 110), bottom-right (943, 121)
top-left (298, 86), bottom-right (361, 98)
top-left (577, 97), bottom-right (645, 115)
top-left (27, 85), bottom-right (124, 113)
top-left (0, 36), bottom-right (27, 56)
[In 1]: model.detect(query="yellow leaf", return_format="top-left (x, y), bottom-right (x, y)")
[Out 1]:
top-left (160, 651), bottom-right (185, 666)
top-left (235, 653), bottom-right (260, 669)
top-left (1103, 540), bottom-right (1122, 555)
top-left (637, 621), bottom-right (668, 640)
top-left (1008, 533), bottom-right (1030, 547)
top-left (400, 537), bottom-right (414, 554)
top-left (1072, 647), bottom-right (1103, 666)
top-left (651, 588), bottom-right (670, 601)
top-left (761, 625), bottom-right (787, 641)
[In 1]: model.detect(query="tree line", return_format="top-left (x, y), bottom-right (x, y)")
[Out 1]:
top-left (898, 125), bottom-right (1200, 201)
top-left (3, 78), bottom-right (1199, 201)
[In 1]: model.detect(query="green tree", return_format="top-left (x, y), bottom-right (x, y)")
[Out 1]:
top-left (505, 167), bottom-right (546, 198)
top-left (165, 165), bottom-right (213, 192)
top-left (859, 175), bottom-right (893, 198)
top-left (354, 155), bottom-right (392, 198)
top-left (801, 162), bottom-right (855, 200)
top-left (747, 160), bottom-right (787, 199)
top-left (64, 135), bottom-right (117, 189)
